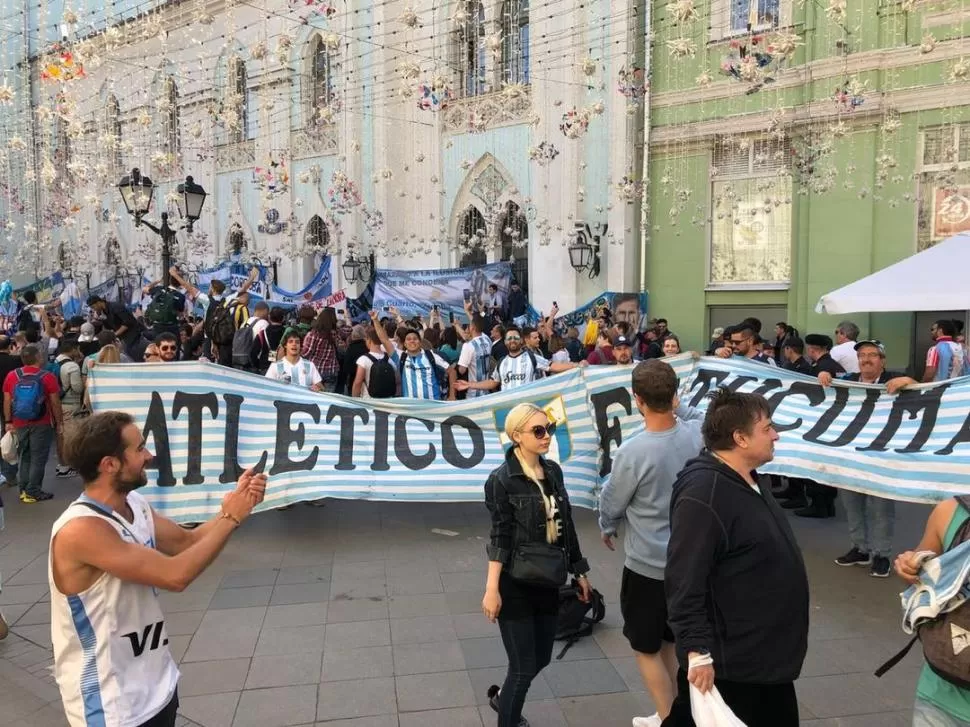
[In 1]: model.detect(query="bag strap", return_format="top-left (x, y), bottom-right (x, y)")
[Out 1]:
top-left (950, 495), bottom-right (970, 548)
top-left (73, 500), bottom-right (140, 543)
top-left (874, 634), bottom-right (919, 678)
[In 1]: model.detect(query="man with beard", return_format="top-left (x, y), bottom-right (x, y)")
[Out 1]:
top-left (458, 325), bottom-right (585, 393)
top-left (49, 412), bottom-right (267, 727)
top-left (614, 335), bottom-right (635, 365)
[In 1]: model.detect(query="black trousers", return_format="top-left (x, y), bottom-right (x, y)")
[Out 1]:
top-left (662, 669), bottom-right (798, 727)
top-left (496, 606), bottom-right (558, 727)
top-left (137, 690), bottom-right (179, 727)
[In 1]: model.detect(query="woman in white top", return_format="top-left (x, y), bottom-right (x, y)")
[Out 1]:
top-left (265, 331), bottom-right (323, 391)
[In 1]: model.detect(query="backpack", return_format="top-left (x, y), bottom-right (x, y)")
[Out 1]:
top-left (232, 320), bottom-right (257, 367)
top-left (398, 349), bottom-right (447, 398)
top-left (145, 289), bottom-right (180, 326)
top-left (366, 354), bottom-right (397, 399)
top-left (209, 301), bottom-right (238, 346)
top-left (875, 496), bottom-right (970, 688)
top-left (554, 581), bottom-right (606, 659)
top-left (11, 369), bottom-right (47, 421)
top-left (45, 359), bottom-right (62, 394)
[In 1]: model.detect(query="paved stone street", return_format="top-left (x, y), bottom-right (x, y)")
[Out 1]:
top-left (0, 467), bottom-right (930, 727)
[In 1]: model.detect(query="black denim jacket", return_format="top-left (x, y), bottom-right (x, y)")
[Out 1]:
top-left (484, 447), bottom-right (589, 576)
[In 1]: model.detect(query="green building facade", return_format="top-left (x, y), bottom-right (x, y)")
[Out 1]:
top-left (644, 0), bottom-right (970, 370)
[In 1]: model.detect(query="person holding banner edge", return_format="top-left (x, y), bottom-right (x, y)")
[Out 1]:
top-left (483, 403), bottom-right (592, 727)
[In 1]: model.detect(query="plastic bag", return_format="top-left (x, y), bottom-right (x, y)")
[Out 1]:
top-left (1, 429), bottom-right (17, 465)
top-left (690, 685), bottom-right (748, 727)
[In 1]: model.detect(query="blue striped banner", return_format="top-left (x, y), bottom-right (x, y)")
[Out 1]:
top-left (88, 355), bottom-right (970, 522)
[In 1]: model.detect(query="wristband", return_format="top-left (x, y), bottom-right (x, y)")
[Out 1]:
top-left (220, 510), bottom-right (241, 527)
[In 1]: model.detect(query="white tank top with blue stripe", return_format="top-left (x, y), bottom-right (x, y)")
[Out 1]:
top-left (49, 492), bottom-right (179, 727)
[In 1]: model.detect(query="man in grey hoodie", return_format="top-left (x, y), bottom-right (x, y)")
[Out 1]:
top-left (599, 359), bottom-right (705, 727)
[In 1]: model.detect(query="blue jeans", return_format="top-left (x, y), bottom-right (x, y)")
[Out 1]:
top-left (913, 698), bottom-right (970, 726)
top-left (16, 424), bottom-right (54, 497)
top-left (841, 490), bottom-right (895, 558)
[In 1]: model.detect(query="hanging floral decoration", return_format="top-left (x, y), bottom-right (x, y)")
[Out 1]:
top-left (151, 151), bottom-right (176, 173)
top-left (275, 35), bottom-right (293, 66)
top-left (467, 110), bottom-right (488, 133)
top-left (769, 30), bottom-right (802, 60)
top-left (251, 41), bottom-right (268, 60)
top-left (669, 0), bottom-right (698, 23)
top-left (667, 37), bottom-right (697, 58)
top-left (399, 6), bottom-right (421, 27)
top-left (833, 77), bottom-right (867, 111)
top-left (559, 108), bottom-right (591, 139)
top-left (303, 0), bottom-right (337, 19)
top-left (580, 56), bottom-right (598, 77)
top-left (617, 66), bottom-right (648, 101)
top-left (0, 83), bottom-right (13, 105)
top-left (950, 57), bottom-right (970, 82)
top-left (253, 157), bottom-right (290, 197)
top-left (363, 206), bottom-right (384, 234)
top-left (720, 36), bottom-right (775, 90)
top-left (416, 77), bottom-right (453, 111)
top-left (327, 170), bottom-right (362, 213)
top-left (616, 175), bottom-right (645, 204)
top-left (40, 43), bottom-right (86, 82)
top-left (528, 141), bottom-right (560, 165)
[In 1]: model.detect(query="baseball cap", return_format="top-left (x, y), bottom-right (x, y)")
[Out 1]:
top-left (613, 335), bottom-right (632, 348)
top-left (78, 322), bottom-right (96, 343)
top-left (854, 339), bottom-right (885, 355)
top-left (711, 327), bottom-right (724, 339)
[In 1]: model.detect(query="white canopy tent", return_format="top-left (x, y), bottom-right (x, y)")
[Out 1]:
top-left (815, 233), bottom-right (970, 314)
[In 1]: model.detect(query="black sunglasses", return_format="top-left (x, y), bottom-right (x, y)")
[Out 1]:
top-left (527, 422), bottom-right (557, 439)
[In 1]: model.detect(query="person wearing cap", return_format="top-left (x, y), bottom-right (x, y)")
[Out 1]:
top-left (779, 337), bottom-right (812, 376)
top-left (614, 335), bottom-right (635, 365)
top-left (804, 334), bottom-right (845, 377)
top-left (707, 327), bottom-right (725, 356)
top-left (818, 340), bottom-right (917, 577)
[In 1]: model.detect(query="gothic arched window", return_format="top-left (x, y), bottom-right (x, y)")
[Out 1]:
top-left (227, 56), bottom-right (248, 144)
top-left (160, 77), bottom-right (179, 159)
top-left (499, 201), bottom-right (529, 295)
top-left (309, 36), bottom-right (332, 123)
top-left (305, 215), bottom-right (329, 251)
top-left (458, 206), bottom-right (488, 267)
top-left (103, 94), bottom-right (123, 171)
top-left (500, 0), bottom-right (529, 85)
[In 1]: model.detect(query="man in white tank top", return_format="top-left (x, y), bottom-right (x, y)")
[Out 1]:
top-left (49, 411), bottom-right (267, 727)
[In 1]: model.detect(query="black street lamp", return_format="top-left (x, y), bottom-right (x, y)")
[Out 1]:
top-left (567, 221), bottom-right (607, 278)
top-left (342, 252), bottom-right (375, 284)
top-left (118, 168), bottom-right (207, 286)
top-left (342, 256), bottom-right (360, 283)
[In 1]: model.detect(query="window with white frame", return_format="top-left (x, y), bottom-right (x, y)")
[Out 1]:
top-left (709, 137), bottom-right (792, 286)
top-left (500, 0), bottom-right (529, 85)
top-left (103, 94), bottom-right (123, 172)
top-left (456, 0), bottom-right (487, 97)
top-left (710, 0), bottom-right (786, 40)
top-left (917, 124), bottom-right (970, 251)
top-left (309, 36), bottom-right (332, 123)
top-left (160, 77), bottom-right (179, 159)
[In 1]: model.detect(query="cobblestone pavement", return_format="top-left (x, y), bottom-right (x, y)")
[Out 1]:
top-left (0, 467), bottom-right (929, 727)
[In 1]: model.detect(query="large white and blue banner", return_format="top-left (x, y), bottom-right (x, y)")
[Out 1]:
top-left (372, 262), bottom-right (513, 318)
top-left (89, 355), bottom-right (970, 523)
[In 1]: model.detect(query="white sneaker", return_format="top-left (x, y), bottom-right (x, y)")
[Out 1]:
top-left (632, 715), bottom-right (662, 727)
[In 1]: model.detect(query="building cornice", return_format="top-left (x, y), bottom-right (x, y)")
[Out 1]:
top-left (650, 36), bottom-right (970, 110)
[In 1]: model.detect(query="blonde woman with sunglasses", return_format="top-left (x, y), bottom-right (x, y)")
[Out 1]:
top-left (483, 403), bottom-right (592, 727)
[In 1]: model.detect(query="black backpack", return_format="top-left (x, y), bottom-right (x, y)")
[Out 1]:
top-left (876, 496), bottom-right (970, 688)
top-left (366, 354), bottom-right (397, 398)
top-left (208, 301), bottom-right (238, 346)
top-left (554, 580), bottom-right (606, 659)
top-left (145, 288), bottom-right (180, 326)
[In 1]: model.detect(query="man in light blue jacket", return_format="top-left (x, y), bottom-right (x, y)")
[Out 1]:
top-left (599, 359), bottom-right (705, 727)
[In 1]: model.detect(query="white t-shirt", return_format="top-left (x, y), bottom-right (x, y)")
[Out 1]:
top-left (551, 349), bottom-right (570, 364)
top-left (830, 341), bottom-right (860, 373)
top-left (356, 351), bottom-right (391, 399)
top-left (265, 356), bottom-right (322, 389)
top-left (491, 350), bottom-right (550, 390)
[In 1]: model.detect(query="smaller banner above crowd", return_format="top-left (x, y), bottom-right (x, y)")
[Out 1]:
top-left (89, 355), bottom-right (970, 523)
top-left (194, 258), bottom-right (333, 311)
top-left (372, 262), bottom-right (513, 317)
top-left (551, 292), bottom-right (648, 341)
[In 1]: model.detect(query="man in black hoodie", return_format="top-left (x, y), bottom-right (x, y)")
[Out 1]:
top-left (663, 388), bottom-right (809, 727)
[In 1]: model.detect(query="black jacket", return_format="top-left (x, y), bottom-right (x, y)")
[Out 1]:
top-left (783, 356), bottom-right (813, 375)
top-left (508, 289), bottom-right (527, 318)
top-left (810, 353), bottom-right (844, 377)
top-left (666, 452), bottom-right (809, 684)
top-left (485, 447), bottom-right (589, 577)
